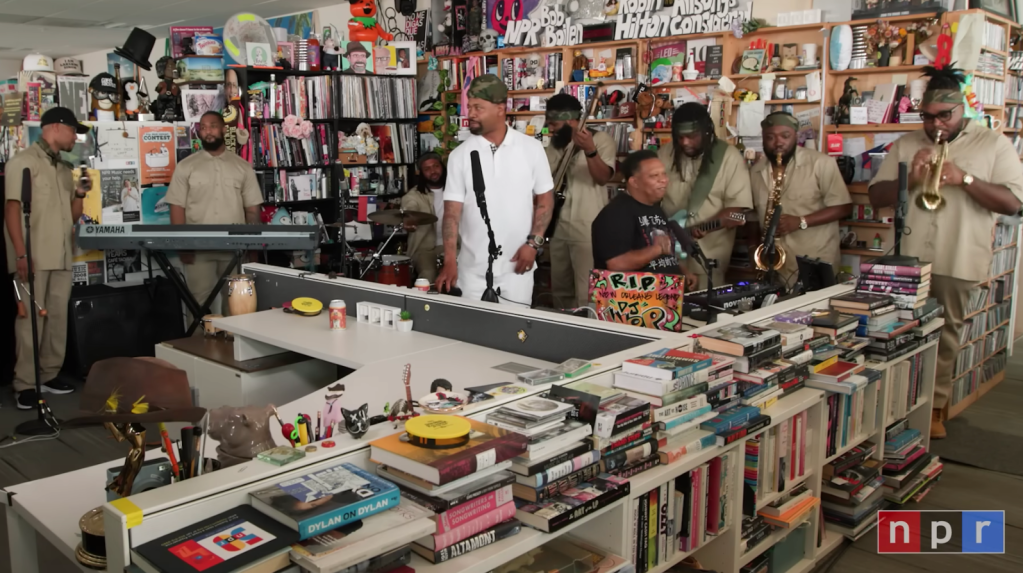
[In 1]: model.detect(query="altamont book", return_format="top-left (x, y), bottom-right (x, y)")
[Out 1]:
top-left (369, 417), bottom-right (528, 485)
top-left (290, 499), bottom-right (434, 563)
top-left (249, 463), bottom-right (400, 540)
top-left (411, 519), bottom-right (522, 563)
top-left (133, 505), bottom-right (298, 573)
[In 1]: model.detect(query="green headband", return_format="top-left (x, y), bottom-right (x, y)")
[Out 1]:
top-left (761, 112), bottom-right (800, 131)
top-left (922, 89), bottom-right (965, 105)
top-left (672, 120), bottom-right (702, 135)
top-left (546, 110), bottom-right (581, 121)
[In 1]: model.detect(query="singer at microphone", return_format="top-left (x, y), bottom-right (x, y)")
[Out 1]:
top-left (591, 151), bottom-right (699, 290)
top-left (4, 107), bottom-right (89, 409)
top-left (434, 75), bottom-right (555, 307)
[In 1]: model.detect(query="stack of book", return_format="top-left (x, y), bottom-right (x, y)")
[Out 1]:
top-left (857, 260), bottom-right (934, 311)
top-left (245, 462), bottom-right (424, 573)
top-left (832, 292), bottom-right (926, 364)
top-left (368, 417), bottom-right (528, 564)
top-left (485, 396), bottom-right (576, 440)
top-left (591, 393), bottom-right (661, 478)
top-left (882, 420), bottom-right (943, 504)
top-left (805, 307), bottom-right (868, 364)
top-left (700, 405), bottom-right (772, 448)
top-left (756, 483), bottom-right (819, 529)
top-left (740, 515), bottom-right (771, 555)
top-left (819, 368), bottom-right (882, 458)
top-left (632, 452), bottom-right (736, 572)
top-left (908, 297), bottom-right (944, 346)
top-left (821, 443), bottom-right (886, 539)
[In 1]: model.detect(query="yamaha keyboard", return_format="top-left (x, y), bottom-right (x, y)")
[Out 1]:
top-left (76, 224), bottom-right (318, 251)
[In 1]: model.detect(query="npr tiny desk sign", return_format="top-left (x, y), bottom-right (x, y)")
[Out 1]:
top-left (877, 510), bottom-right (1005, 554)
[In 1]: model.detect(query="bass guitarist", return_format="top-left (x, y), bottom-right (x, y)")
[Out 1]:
top-left (543, 94), bottom-right (616, 308)
top-left (657, 103), bottom-right (752, 289)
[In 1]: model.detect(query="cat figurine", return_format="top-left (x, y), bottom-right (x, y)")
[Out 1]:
top-left (342, 403), bottom-right (370, 438)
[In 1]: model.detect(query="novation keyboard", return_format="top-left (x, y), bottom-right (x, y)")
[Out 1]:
top-left (684, 282), bottom-right (785, 313)
top-left (76, 224), bottom-right (318, 251)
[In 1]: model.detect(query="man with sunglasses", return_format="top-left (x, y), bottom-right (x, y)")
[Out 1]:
top-left (869, 66), bottom-right (1023, 440)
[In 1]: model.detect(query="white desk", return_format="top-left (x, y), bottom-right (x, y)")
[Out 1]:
top-left (214, 310), bottom-right (458, 367)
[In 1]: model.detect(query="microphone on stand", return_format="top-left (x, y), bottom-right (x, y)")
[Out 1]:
top-left (470, 150), bottom-right (501, 303)
top-left (21, 166), bottom-right (32, 213)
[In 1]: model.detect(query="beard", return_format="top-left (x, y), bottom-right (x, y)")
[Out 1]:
top-left (201, 137), bottom-right (225, 151)
top-left (551, 125), bottom-right (573, 149)
top-left (469, 121), bottom-right (483, 135)
top-left (768, 144), bottom-right (797, 164)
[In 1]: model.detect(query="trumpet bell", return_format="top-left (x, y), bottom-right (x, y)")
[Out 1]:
top-left (915, 190), bottom-right (946, 211)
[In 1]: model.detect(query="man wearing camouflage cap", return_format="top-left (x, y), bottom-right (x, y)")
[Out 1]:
top-left (436, 74), bottom-right (554, 306)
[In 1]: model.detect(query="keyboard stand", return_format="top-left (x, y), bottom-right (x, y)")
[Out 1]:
top-left (148, 249), bottom-right (243, 336)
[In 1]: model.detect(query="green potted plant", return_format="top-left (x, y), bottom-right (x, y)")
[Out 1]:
top-left (397, 310), bottom-right (413, 332)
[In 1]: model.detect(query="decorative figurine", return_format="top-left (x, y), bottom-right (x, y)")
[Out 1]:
top-left (385, 364), bottom-right (418, 429)
top-left (324, 384), bottom-right (346, 434)
top-left (151, 56), bottom-right (182, 122)
top-left (348, 0), bottom-right (394, 43)
top-left (208, 404), bottom-right (277, 467)
top-left (480, 29), bottom-right (499, 53)
top-left (342, 403), bottom-right (370, 438)
top-left (779, 44), bottom-right (800, 71)
top-left (836, 77), bottom-right (859, 125)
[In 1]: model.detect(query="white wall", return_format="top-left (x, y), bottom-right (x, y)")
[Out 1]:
top-left (0, 59), bottom-right (21, 79)
top-left (755, 0), bottom-right (814, 25)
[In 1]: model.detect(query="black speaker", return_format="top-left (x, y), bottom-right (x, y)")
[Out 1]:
top-left (64, 277), bottom-right (185, 377)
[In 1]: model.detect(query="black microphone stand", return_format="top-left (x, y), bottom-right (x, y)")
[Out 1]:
top-left (684, 235), bottom-right (720, 323)
top-left (873, 162), bottom-right (919, 266)
top-left (15, 191), bottom-right (60, 436)
top-left (476, 190), bottom-right (502, 303)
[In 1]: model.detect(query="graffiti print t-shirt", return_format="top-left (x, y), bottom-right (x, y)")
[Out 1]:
top-left (591, 192), bottom-right (681, 273)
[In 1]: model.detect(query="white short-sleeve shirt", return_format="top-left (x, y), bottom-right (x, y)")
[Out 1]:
top-left (444, 128), bottom-right (554, 276)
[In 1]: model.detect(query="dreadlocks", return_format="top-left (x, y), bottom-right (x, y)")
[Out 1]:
top-left (671, 102), bottom-right (717, 179)
top-left (922, 65), bottom-right (966, 91)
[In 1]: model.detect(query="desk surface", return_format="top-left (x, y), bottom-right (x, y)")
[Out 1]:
top-left (213, 310), bottom-right (457, 369)
top-left (162, 335), bottom-right (312, 373)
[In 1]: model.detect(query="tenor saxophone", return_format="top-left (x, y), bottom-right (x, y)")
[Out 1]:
top-left (754, 153), bottom-right (788, 273)
top-left (916, 130), bottom-right (948, 211)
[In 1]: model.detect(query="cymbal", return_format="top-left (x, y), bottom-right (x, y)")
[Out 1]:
top-left (368, 209), bottom-right (437, 226)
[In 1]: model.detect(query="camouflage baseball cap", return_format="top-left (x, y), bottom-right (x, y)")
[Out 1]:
top-left (467, 74), bottom-right (508, 104)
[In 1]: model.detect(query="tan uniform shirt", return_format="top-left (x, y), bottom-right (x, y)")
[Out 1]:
top-left (164, 150), bottom-right (263, 224)
top-left (545, 130), bottom-right (617, 242)
top-left (4, 141), bottom-right (74, 273)
top-left (871, 121), bottom-right (1023, 282)
top-left (751, 146), bottom-right (852, 283)
top-left (657, 141), bottom-right (753, 268)
top-left (400, 188), bottom-right (438, 258)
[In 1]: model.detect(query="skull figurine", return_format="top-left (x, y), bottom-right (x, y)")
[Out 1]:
top-left (480, 29), bottom-right (499, 53)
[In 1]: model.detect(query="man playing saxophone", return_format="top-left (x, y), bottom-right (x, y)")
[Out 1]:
top-left (751, 112), bottom-right (852, 287)
top-left (869, 66), bottom-right (1023, 440)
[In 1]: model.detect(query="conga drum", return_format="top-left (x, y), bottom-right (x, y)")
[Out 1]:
top-left (226, 274), bottom-right (257, 316)
top-left (201, 314), bottom-right (224, 337)
top-left (377, 255), bottom-right (412, 287)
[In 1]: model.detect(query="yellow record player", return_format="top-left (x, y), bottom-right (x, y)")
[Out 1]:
top-left (405, 415), bottom-right (471, 448)
top-left (288, 297), bottom-right (323, 316)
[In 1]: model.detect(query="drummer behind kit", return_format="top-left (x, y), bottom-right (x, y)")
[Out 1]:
top-left (352, 208), bottom-right (438, 288)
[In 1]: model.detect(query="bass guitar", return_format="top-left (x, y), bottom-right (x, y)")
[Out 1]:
top-left (672, 210), bottom-right (749, 260)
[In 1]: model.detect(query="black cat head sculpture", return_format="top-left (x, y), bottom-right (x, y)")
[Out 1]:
top-left (342, 403), bottom-right (370, 438)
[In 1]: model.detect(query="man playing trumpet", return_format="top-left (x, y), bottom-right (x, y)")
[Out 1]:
top-left (869, 66), bottom-right (1023, 439)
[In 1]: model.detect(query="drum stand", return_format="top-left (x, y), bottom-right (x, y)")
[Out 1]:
top-left (359, 224), bottom-right (402, 280)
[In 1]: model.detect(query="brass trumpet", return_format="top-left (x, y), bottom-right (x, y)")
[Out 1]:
top-left (916, 129), bottom-right (948, 211)
top-left (754, 153), bottom-right (788, 274)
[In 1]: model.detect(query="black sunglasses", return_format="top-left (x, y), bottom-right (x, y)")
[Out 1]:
top-left (921, 104), bottom-right (962, 123)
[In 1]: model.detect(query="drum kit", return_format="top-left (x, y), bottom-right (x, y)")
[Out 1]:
top-left (337, 208), bottom-right (437, 287)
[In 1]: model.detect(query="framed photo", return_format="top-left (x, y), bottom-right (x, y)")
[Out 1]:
top-left (180, 86), bottom-right (225, 123)
top-left (739, 49), bottom-right (765, 74)
top-left (277, 42), bottom-right (295, 67)
top-left (970, 0), bottom-right (1015, 20)
top-left (246, 42), bottom-right (272, 68)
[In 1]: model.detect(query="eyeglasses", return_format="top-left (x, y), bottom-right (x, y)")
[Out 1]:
top-left (921, 105), bottom-right (961, 123)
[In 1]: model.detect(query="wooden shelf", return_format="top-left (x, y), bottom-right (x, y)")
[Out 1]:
top-left (507, 110), bottom-right (543, 115)
top-left (825, 124), bottom-right (922, 133)
top-left (973, 71), bottom-right (1004, 80)
top-left (984, 104), bottom-right (1005, 110)
top-left (764, 99), bottom-right (817, 104)
top-left (982, 46), bottom-right (1009, 56)
top-left (841, 221), bottom-right (891, 228)
top-left (829, 65), bottom-right (926, 76)
top-left (841, 248), bottom-right (886, 256)
top-left (589, 118), bottom-right (635, 123)
top-left (567, 78), bottom-right (635, 86)
top-left (947, 388), bottom-right (979, 419)
top-left (993, 242), bottom-right (1017, 252)
top-left (729, 70), bottom-right (819, 80)
top-left (652, 79), bottom-right (720, 87)
top-left (508, 88), bottom-right (554, 95)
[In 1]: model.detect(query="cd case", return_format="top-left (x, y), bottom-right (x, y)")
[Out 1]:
top-left (517, 369), bottom-right (566, 386)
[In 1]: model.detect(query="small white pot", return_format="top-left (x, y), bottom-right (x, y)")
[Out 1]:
top-left (397, 320), bottom-right (413, 332)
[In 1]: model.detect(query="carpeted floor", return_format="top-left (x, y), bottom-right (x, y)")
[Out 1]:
top-left (929, 366), bottom-right (1023, 476)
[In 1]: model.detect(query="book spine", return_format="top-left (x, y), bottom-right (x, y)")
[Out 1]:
top-left (657, 405), bottom-right (713, 431)
top-left (652, 394), bottom-right (708, 423)
top-left (858, 284), bottom-right (927, 295)
top-left (631, 498), bottom-right (640, 570)
top-left (658, 432), bottom-right (716, 464)
top-left (657, 382), bottom-right (711, 406)
top-left (533, 463), bottom-right (601, 500)
top-left (529, 451), bottom-right (601, 487)
top-left (299, 488), bottom-right (401, 539)
top-left (611, 455), bottom-right (661, 478)
top-left (545, 482), bottom-right (631, 533)
top-left (514, 444), bottom-right (591, 476)
top-left (859, 263), bottom-right (925, 276)
top-left (648, 485), bottom-right (658, 571)
top-left (716, 415), bottom-right (771, 446)
top-left (435, 435), bottom-right (528, 484)
top-left (436, 485), bottom-right (514, 534)
top-left (430, 502), bottom-right (517, 550)
top-left (601, 427), bottom-right (652, 455)
top-left (601, 438), bottom-right (658, 471)
top-left (430, 519), bottom-right (521, 563)
top-left (862, 273), bottom-right (923, 283)
top-left (637, 489), bottom-right (648, 573)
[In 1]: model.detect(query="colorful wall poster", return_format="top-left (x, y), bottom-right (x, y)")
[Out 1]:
top-left (342, 42), bottom-right (374, 74)
top-left (138, 125), bottom-right (176, 185)
top-left (107, 53), bottom-right (136, 80)
top-left (72, 260), bottom-right (105, 286)
top-left (142, 186), bottom-right (171, 225)
top-left (95, 123), bottom-right (140, 168)
top-left (100, 168), bottom-right (141, 224)
top-left (105, 250), bottom-right (142, 283)
top-left (72, 167), bottom-right (104, 283)
top-left (57, 76), bottom-right (89, 120)
top-left (589, 270), bottom-right (684, 332)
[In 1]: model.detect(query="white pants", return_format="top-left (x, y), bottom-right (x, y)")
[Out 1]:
top-left (459, 269), bottom-right (534, 308)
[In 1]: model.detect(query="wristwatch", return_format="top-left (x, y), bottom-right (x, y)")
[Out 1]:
top-left (585, 150), bottom-right (598, 158)
top-left (962, 173), bottom-right (975, 187)
top-left (527, 235), bottom-right (545, 249)
top-left (799, 216), bottom-right (808, 230)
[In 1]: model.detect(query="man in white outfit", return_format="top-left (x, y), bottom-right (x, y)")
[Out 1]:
top-left (436, 74), bottom-right (554, 307)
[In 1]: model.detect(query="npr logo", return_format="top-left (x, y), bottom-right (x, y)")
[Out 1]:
top-left (878, 510), bottom-right (1005, 554)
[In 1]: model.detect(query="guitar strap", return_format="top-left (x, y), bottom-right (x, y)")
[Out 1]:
top-left (685, 138), bottom-right (729, 222)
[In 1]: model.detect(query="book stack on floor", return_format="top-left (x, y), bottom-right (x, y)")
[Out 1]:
top-left (817, 368), bottom-right (882, 459)
top-left (243, 462), bottom-right (420, 573)
top-left (631, 451), bottom-right (737, 572)
top-left (821, 442), bottom-right (885, 539)
top-left (881, 420), bottom-right (943, 504)
top-left (612, 349), bottom-right (724, 474)
top-left (367, 416), bottom-right (528, 565)
top-left (857, 260), bottom-right (933, 311)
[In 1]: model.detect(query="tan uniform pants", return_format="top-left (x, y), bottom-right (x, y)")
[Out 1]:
top-left (930, 274), bottom-right (975, 410)
top-left (410, 245), bottom-right (440, 284)
top-left (14, 270), bottom-right (72, 392)
top-left (183, 251), bottom-right (238, 318)
top-left (550, 236), bottom-right (594, 309)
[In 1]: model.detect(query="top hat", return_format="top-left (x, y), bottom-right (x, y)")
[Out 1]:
top-left (65, 357), bottom-right (206, 426)
top-left (113, 27), bottom-right (156, 71)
